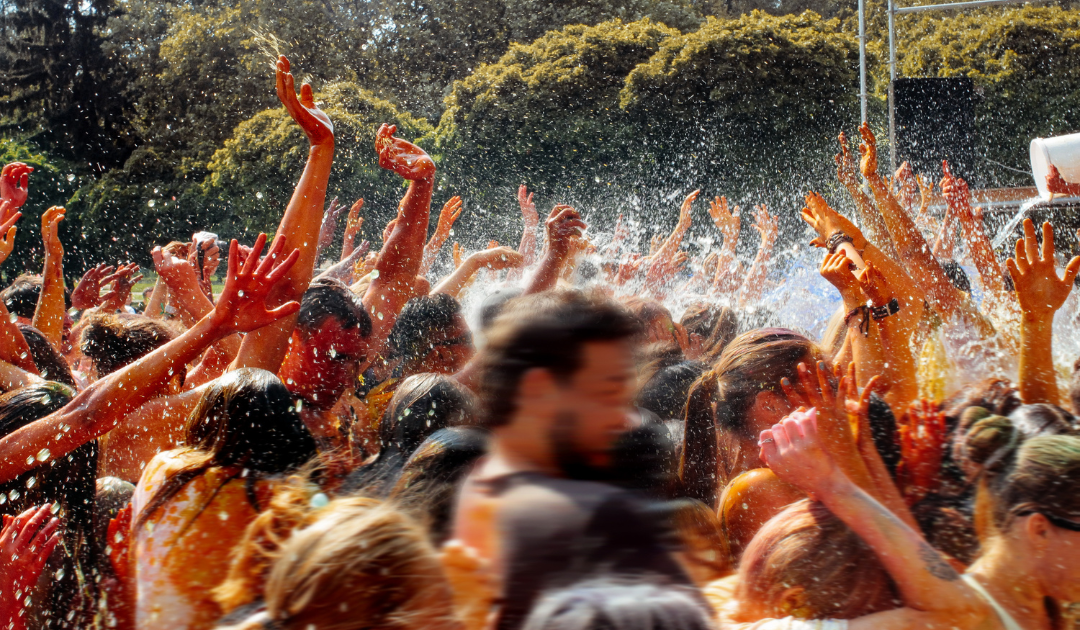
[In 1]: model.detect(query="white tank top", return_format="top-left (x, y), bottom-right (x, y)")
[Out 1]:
top-left (961, 573), bottom-right (1024, 630)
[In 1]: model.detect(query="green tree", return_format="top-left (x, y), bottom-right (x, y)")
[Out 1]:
top-left (0, 0), bottom-right (134, 166)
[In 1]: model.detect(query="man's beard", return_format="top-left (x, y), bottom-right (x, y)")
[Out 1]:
top-left (550, 411), bottom-right (611, 482)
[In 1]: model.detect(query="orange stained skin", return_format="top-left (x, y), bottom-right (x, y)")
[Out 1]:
top-left (718, 468), bottom-right (804, 564)
top-left (131, 451), bottom-right (273, 630)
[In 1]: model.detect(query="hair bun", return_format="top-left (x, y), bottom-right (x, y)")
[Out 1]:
top-left (961, 413), bottom-right (1019, 473)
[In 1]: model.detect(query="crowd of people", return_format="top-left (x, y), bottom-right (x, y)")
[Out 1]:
top-left (1, 54), bottom-right (1079, 630)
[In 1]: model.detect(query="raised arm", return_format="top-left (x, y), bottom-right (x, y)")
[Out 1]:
top-left (362, 123), bottom-right (435, 350)
top-left (315, 196), bottom-right (343, 263)
top-left (942, 162), bottom-right (1008, 302)
top-left (516, 185), bottom-right (540, 267)
top-left (857, 124), bottom-right (966, 319)
top-left (433, 246), bottom-right (523, 298)
top-left (646, 189), bottom-right (698, 281)
top-left (736, 205), bottom-right (778, 307)
top-left (707, 196), bottom-right (743, 295)
top-left (1007, 218), bottom-right (1080, 404)
top-left (856, 262), bottom-right (919, 416)
top-left (340, 198), bottom-right (365, 261)
top-left (0, 235), bottom-right (300, 485)
top-left (0, 212), bottom-right (34, 372)
top-left (420, 196), bottom-right (463, 276)
top-left (836, 131), bottom-right (894, 257)
top-left (32, 206), bottom-right (66, 349)
top-left (759, 412), bottom-right (987, 629)
top-left (524, 205), bottom-right (586, 294)
top-left (231, 55), bottom-right (334, 372)
top-left (0, 163), bottom-right (32, 211)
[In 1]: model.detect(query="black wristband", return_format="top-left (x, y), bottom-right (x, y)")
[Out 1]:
top-left (826, 232), bottom-right (855, 254)
top-left (870, 297), bottom-right (900, 321)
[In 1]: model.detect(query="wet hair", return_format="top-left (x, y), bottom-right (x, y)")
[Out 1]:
top-left (680, 303), bottom-right (739, 363)
top-left (610, 422), bottom-right (679, 499)
top-left (636, 359), bottom-right (704, 422)
top-left (941, 378), bottom-right (1022, 431)
top-left (390, 426), bottom-right (489, 545)
top-left (214, 472), bottom-right (324, 614)
top-left (1070, 361), bottom-right (1080, 416)
top-left (736, 500), bottom-right (898, 620)
top-left (388, 293), bottom-right (463, 366)
top-left (79, 313), bottom-right (176, 376)
top-left (477, 290), bottom-right (640, 429)
top-left (344, 373), bottom-right (475, 498)
top-left (296, 278), bottom-right (371, 337)
top-left (135, 368), bottom-right (317, 531)
top-left (867, 393), bottom-right (901, 477)
top-left (480, 287), bottom-right (523, 332)
top-left (18, 324), bottom-right (77, 388)
top-left (2, 273), bottom-right (71, 318)
top-left (0, 382), bottom-right (98, 627)
top-left (522, 578), bottom-right (714, 630)
top-left (217, 498), bottom-right (459, 630)
top-left (959, 412), bottom-right (1080, 532)
top-left (940, 260), bottom-right (971, 294)
top-left (680, 328), bottom-right (818, 507)
top-left (622, 296), bottom-right (676, 344)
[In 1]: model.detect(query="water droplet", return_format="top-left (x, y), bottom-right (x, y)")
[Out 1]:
top-left (310, 492), bottom-right (329, 508)
top-left (26, 456), bottom-right (34, 466)
top-left (329, 347), bottom-right (337, 359)
top-left (25, 477), bottom-right (36, 489)
top-left (147, 199), bottom-right (155, 207)
top-left (9, 489), bottom-right (20, 501)
top-left (377, 312), bottom-right (384, 320)
top-left (370, 269), bottom-right (379, 279)
top-left (403, 408), bottom-right (411, 416)
top-left (50, 503), bottom-right (59, 514)
top-left (296, 399), bottom-right (303, 412)
top-left (66, 174), bottom-right (75, 182)
top-left (256, 192), bottom-right (264, 199)
top-left (55, 568), bottom-right (65, 580)
top-left (36, 448), bottom-right (51, 462)
top-left (238, 290), bottom-right (244, 297)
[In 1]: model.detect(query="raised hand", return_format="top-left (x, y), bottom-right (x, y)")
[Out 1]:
top-left (375, 123), bottom-right (434, 181)
top-left (0, 207), bottom-right (19, 266)
top-left (208, 234), bottom-right (301, 335)
top-left (452, 242), bottom-right (465, 269)
top-left (0, 504), bottom-right (61, 626)
top-left (855, 260), bottom-right (890, 307)
top-left (41, 205), bottom-right (65, 259)
top-left (858, 122), bottom-right (879, 180)
top-left (708, 196), bottom-right (741, 248)
top-left (434, 196), bottom-right (463, 240)
top-left (100, 263), bottom-right (144, 311)
top-left (758, 408), bottom-right (838, 500)
top-left (317, 196), bottom-right (344, 255)
top-left (518, 184), bottom-right (538, 228)
top-left (679, 189), bottom-right (700, 227)
top-left (801, 191), bottom-right (867, 250)
top-left (940, 161), bottom-right (973, 218)
top-left (820, 250), bottom-right (860, 297)
top-left (896, 399), bottom-right (947, 505)
top-left (0, 162), bottom-right (33, 209)
top-left (471, 246), bottom-right (524, 271)
top-left (702, 252), bottom-right (719, 277)
top-left (544, 204), bottom-right (586, 258)
top-left (893, 161), bottom-right (919, 212)
top-left (70, 263), bottom-right (117, 310)
top-left (344, 198), bottom-right (364, 242)
top-left (750, 204), bottom-right (778, 249)
top-left (1007, 218), bottom-right (1080, 319)
top-left (834, 131), bottom-right (861, 191)
top-left (153, 245), bottom-right (201, 292)
top-left (275, 55), bottom-right (333, 146)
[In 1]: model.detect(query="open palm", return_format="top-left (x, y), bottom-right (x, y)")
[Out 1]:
top-left (210, 233), bottom-right (301, 335)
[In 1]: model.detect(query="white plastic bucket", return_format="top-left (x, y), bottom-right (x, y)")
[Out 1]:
top-left (1030, 133), bottom-right (1080, 199)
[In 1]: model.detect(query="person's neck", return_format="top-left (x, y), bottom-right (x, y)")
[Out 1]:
top-left (968, 537), bottom-right (1052, 630)
top-left (487, 420), bottom-right (560, 478)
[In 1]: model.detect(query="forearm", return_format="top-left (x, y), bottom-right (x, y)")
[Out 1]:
top-left (875, 317), bottom-right (919, 417)
top-left (819, 471), bottom-right (972, 611)
top-left (376, 178), bottom-right (434, 283)
top-left (32, 253), bottom-right (65, 348)
top-left (847, 183), bottom-right (895, 258)
top-left (736, 246), bottom-right (771, 306)
top-left (0, 359), bottom-right (44, 392)
top-left (653, 220), bottom-right (690, 267)
top-left (0, 316), bottom-right (223, 484)
top-left (932, 210), bottom-right (957, 260)
top-left (1018, 316), bottom-right (1059, 404)
top-left (145, 278), bottom-right (168, 320)
top-left (518, 223), bottom-right (538, 267)
top-left (869, 177), bottom-right (962, 316)
top-left (341, 231), bottom-right (358, 261)
top-left (419, 233), bottom-right (447, 277)
top-left (525, 250), bottom-right (565, 295)
top-left (959, 215), bottom-right (1007, 296)
top-left (0, 301), bottom-right (36, 373)
top-left (234, 143), bottom-right (333, 372)
top-left (432, 259), bottom-right (479, 298)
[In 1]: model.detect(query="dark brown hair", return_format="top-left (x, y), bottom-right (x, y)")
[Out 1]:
top-left (18, 324), bottom-right (77, 388)
top-left (79, 313), bottom-right (176, 376)
top-left (680, 328), bottom-right (818, 507)
top-left (476, 291), bottom-right (640, 429)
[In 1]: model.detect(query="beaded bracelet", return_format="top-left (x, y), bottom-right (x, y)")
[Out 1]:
top-left (826, 231), bottom-right (854, 254)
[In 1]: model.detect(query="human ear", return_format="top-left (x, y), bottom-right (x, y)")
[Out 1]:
top-left (778, 586), bottom-right (811, 618)
top-left (1024, 513), bottom-right (1052, 555)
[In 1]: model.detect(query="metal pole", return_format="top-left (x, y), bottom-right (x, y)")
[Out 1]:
top-left (859, 0), bottom-right (867, 123)
top-left (896, 0), bottom-right (1051, 13)
top-left (888, 0), bottom-right (897, 173)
